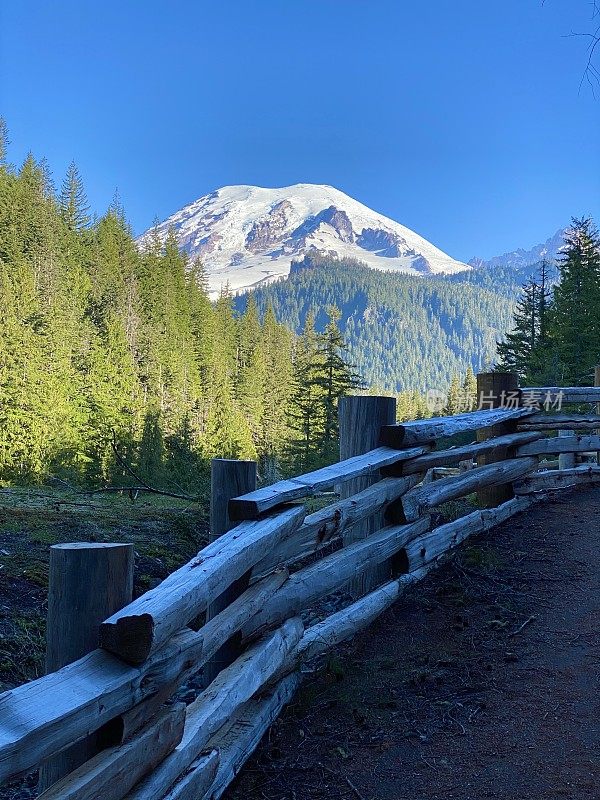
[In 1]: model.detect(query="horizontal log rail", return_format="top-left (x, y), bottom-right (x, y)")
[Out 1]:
top-left (516, 434), bottom-right (600, 456)
top-left (228, 445), bottom-right (429, 520)
top-left (379, 407), bottom-right (536, 447)
top-left (517, 413), bottom-right (600, 430)
top-left (100, 506), bottom-right (305, 664)
top-left (5, 388), bottom-right (600, 800)
top-left (522, 387), bottom-right (600, 403)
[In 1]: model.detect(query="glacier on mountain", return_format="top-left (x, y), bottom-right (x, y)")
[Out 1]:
top-left (138, 183), bottom-right (470, 295)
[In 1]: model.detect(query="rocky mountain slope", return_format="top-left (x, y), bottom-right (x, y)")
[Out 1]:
top-left (138, 184), bottom-right (470, 294)
top-left (469, 227), bottom-right (565, 270)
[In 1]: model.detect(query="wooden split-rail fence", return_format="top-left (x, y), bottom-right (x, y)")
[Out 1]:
top-left (3, 371), bottom-right (600, 800)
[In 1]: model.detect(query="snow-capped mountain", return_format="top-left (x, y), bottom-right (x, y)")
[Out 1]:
top-left (468, 228), bottom-right (566, 271)
top-left (139, 184), bottom-right (469, 294)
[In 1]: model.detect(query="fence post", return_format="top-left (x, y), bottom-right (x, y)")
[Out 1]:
top-left (39, 542), bottom-right (134, 791)
top-left (558, 429), bottom-right (576, 469)
top-left (204, 457), bottom-right (257, 685)
top-left (339, 395), bottom-right (397, 596)
top-left (475, 372), bottom-right (520, 508)
top-left (595, 365), bottom-right (600, 465)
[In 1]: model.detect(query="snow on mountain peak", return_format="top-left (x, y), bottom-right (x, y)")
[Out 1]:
top-left (138, 183), bottom-right (470, 295)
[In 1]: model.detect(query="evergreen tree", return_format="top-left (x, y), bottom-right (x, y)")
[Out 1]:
top-left (286, 312), bottom-right (324, 471)
top-left (549, 218), bottom-right (600, 385)
top-left (59, 161), bottom-right (90, 231)
top-left (315, 306), bottom-right (363, 459)
top-left (496, 277), bottom-right (539, 380)
top-left (445, 373), bottom-right (462, 415)
top-left (463, 366), bottom-right (477, 411)
top-left (0, 117), bottom-right (8, 165)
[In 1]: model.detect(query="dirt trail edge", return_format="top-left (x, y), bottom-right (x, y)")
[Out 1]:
top-left (227, 487), bottom-right (600, 800)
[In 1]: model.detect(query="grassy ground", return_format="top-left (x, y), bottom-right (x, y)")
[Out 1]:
top-left (0, 487), bottom-right (208, 692)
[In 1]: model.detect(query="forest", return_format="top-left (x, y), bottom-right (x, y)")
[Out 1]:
top-left (4, 116), bottom-right (594, 498)
top-left (241, 254), bottom-right (520, 392)
top-left (0, 123), bottom-right (375, 492)
top-left (496, 217), bottom-right (600, 386)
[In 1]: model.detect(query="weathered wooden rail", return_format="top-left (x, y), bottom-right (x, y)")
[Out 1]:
top-left (3, 373), bottom-right (600, 799)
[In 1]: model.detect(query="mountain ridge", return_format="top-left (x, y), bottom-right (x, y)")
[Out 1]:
top-left (469, 227), bottom-right (566, 271)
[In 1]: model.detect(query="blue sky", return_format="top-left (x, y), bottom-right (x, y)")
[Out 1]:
top-left (1, 0), bottom-right (598, 261)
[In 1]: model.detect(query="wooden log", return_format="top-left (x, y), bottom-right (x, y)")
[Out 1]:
top-left (517, 413), bottom-right (600, 430)
top-left (227, 443), bottom-right (426, 520)
top-left (516, 434), bottom-right (600, 456)
top-left (514, 465), bottom-right (600, 494)
top-left (37, 704), bottom-right (186, 800)
top-left (178, 674), bottom-right (301, 800)
top-left (159, 750), bottom-right (220, 800)
top-left (294, 569), bottom-right (429, 665)
top-left (475, 372), bottom-right (521, 508)
top-left (104, 567), bottom-right (288, 748)
top-left (0, 569), bottom-right (288, 783)
top-left (244, 517), bottom-right (430, 636)
top-left (401, 456), bottom-right (538, 521)
top-left (403, 496), bottom-right (534, 571)
top-left (40, 543), bottom-right (134, 791)
top-left (205, 458), bottom-right (257, 686)
top-left (339, 395), bottom-right (398, 596)
top-left (521, 387), bottom-right (600, 403)
top-left (252, 474), bottom-right (423, 579)
top-left (558, 429), bottom-right (577, 470)
top-left (100, 505), bottom-right (304, 664)
top-left (379, 406), bottom-right (535, 448)
top-left (124, 619), bottom-right (303, 800)
top-left (399, 432), bottom-right (540, 475)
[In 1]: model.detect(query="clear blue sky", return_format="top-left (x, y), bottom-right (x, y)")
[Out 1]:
top-left (1, 0), bottom-right (598, 261)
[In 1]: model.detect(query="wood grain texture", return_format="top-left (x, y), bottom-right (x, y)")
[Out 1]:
top-left (227, 443), bottom-right (426, 520)
top-left (403, 496), bottom-right (534, 571)
top-left (514, 465), bottom-right (600, 494)
top-left (522, 387), bottom-right (600, 403)
top-left (40, 543), bottom-right (134, 791)
top-left (244, 517), bottom-right (430, 636)
top-left (399, 432), bottom-right (541, 475)
top-left (401, 457), bottom-right (539, 521)
top-left (37, 704), bottom-right (185, 800)
top-left (252, 474), bottom-right (424, 579)
top-left (124, 620), bottom-right (303, 800)
top-left (516, 434), bottom-right (600, 455)
top-left (380, 407), bottom-right (535, 448)
top-left (192, 674), bottom-right (301, 800)
top-left (206, 458), bottom-right (257, 685)
top-left (339, 395), bottom-right (397, 595)
top-left (0, 570), bottom-right (288, 784)
top-left (517, 413), bottom-right (600, 430)
top-left (100, 505), bottom-right (304, 664)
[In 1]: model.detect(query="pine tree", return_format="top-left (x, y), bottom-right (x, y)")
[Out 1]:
top-left (259, 306), bottom-right (293, 474)
top-left (462, 366), bottom-right (477, 411)
top-left (286, 312), bottom-right (325, 471)
top-left (59, 161), bottom-right (90, 230)
top-left (549, 218), bottom-right (600, 385)
top-left (315, 306), bottom-right (363, 458)
top-left (0, 117), bottom-right (9, 165)
top-left (496, 277), bottom-right (539, 380)
top-left (237, 295), bottom-right (265, 447)
top-left (445, 373), bottom-right (462, 415)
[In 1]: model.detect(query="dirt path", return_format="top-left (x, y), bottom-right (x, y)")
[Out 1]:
top-left (227, 488), bottom-right (600, 800)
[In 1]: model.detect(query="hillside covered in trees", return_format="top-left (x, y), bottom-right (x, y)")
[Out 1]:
top-left (240, 254), bottom-right (522, 392)
top-left (0, 125), bottom-right (363, 491)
